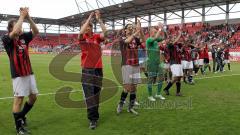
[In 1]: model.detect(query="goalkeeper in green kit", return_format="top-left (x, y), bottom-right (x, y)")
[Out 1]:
top-left (146, 23), bottom-right (166, 101)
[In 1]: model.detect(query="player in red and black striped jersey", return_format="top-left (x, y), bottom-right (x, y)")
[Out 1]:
top-left (117, 20), bottom-right (145, 115)
top-left (182, 41), bottom-right (194, 84)
top-left (3, 31), bottom-right (33, 78)
top-left (203, 44), bottom-right (211, 73)
top-left (1, 7), bottom-right (39, 135)
top-left (192, 44), bottom-right (200, 75)
top-left (163, 26), bottom-right (184, 96)
top-left (161, 41), bottom-right (172, 83)
top-left (223, 45), bottom-right (231, 71)
top-left (197, 44), bottom-right (205, 75)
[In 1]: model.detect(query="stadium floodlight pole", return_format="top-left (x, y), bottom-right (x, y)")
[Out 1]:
top-left (123, 17), bottom-right (126, 27)
top-left (202, 5), bottom-right (206, 23)
top-left (135, 16), bottom-right (138, 24)
top-left (164, 11), bottom-right (167, 26)
top-left (112, 19), bottom-right (115, 30)
top-left (58, 25), bottom-right (60, 34)
top-left (181, 8), bottom-right (185, 24)
top-left (94, 22), bottom-right (97, 32)
top-left (148, 13), bottom-right (151, 27)
top-left (226, 1), bottom-right (230, 24)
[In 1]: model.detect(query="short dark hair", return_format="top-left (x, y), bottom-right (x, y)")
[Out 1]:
top-left (7, 18), bottom-right (17, 32)
top-left (124, 24), bottom-right (133, 30)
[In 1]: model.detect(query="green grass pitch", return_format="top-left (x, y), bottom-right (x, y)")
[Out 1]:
top-left (0, 54), bottom-right (240, 135)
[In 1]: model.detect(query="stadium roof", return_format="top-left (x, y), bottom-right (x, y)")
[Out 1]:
top-left (1, 0), bottom-right (240, 27)
top-left (61, 0), bottom-right (240, 27)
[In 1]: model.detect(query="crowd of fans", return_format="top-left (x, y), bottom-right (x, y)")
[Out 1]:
top-left (1, 22), bottom-right (240, 53)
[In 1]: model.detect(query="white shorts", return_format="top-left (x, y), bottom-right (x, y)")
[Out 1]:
top-left (170, 64), bottom-right (183, 77)
top-left (194, 60), bottom-right (199, 66)
top-left (122, 65), bottom-right (141, 85)
top-left (182, 60), bottom-right (193, 69)
top-left (139, 58), bottom-right (146, 68)
top-left (224, 59), bottom-right (230, 64)
top-left (198, 59), bottom-right (204, 66)
top-left (164, 63), bottom-right (170, 69)
top-left (12, 75), bottom-right (38, 97)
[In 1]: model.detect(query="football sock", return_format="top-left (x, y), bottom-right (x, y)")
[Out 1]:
top-left (188, 75), bottom-right (193, 83)
top-left (20, 102), bottom-right (33, 117)
top-left (208, 65), bottom-right (211, 72)
top-left (195, 67), bottom-right (199, 74)
top-left (144, 72), bottom-right (148, 77)
top-left (157, 81), bottom-right (163, 95)
top-left (147, 83), bottom-right (153, 96)
top-left (176, 82), bottom-right (181, 93)
top-left (129, 92), bottom-right (136, 109)
top-left (164, 82), bottom-right (173, 91)
top-left (200, 67), bottom-right (204, 74)
top-left (13, 112), bottom-right (22, 130)
top-left (120, 90), bottom-right (128, 104)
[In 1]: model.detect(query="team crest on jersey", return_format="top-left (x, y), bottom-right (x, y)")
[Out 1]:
top-left (20, 39), bottom-right (26, 45)
top-left (17, 44), bottom-right (27, 54)
top-left (129, 40), bottom-right (137, 49)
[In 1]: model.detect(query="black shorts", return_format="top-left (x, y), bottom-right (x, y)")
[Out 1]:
top-left (204, 58), bottom-right (209, 64)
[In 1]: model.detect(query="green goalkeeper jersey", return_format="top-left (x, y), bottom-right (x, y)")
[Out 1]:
top-left (146, 37), bottom-right (164, 63)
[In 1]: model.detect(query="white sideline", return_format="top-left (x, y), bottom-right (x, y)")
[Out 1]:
top-left (0, 74), bottom-right (239, 100)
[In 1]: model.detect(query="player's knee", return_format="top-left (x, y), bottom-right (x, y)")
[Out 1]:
top-left (13, 97), bottom-right (24, 107)
top-left (123, 85), bottom-right (131, 92)
top-left (29, 95), bottom-right (37, 104)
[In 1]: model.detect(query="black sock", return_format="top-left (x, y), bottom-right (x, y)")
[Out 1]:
top-left (169, 72), bottom-right (172, 80)
top-left (144, 72), bottom-right (148, 77)
top-left (129, 92), bottom-right (136, 109)
top-left (164, 82), bottom-right (173, 91)
top-left (200, 67), bottom-right (204, 74)
top-left (164, 72), bottom-right (168, 81)
top-left (20, 102), bottom-right (33, 118)
top-left (208, 66), bottom-right (211, 72)
top-left (228, 63), bottom-right (231, 70)
top-left (13, 112), bottom-right (22, 130)
top-left (176, 82), bottom-right (181, 93)
top-left (188, 76), bottom-right (193, 82)
top-left (195, 67), bottom-right (199, 74)
top-left (120, 91), bottom-right (128, 104)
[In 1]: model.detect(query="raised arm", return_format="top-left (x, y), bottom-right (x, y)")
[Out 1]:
top-left (136, 19), bottom-right (145, 42)
top-left (9, 8), bottom-right (28, 39)
top-left (125, 29), bottom-right (140, 44)
top-left (26, 8), bottom-right (39, 37)
top-left (154, 22), bottom-right (164, 40)
top-left (173, 25), bottom-right (183, 44)
top-left (78, 12), bottom-right (94, 40)
top-left (95, 10), bottom-right (107, 39)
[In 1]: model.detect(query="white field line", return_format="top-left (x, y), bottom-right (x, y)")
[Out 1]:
top-left (0, 74), bottom-right (239, 100)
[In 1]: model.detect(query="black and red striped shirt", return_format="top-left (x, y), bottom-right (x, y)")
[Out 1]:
top-left (119, 37), bottom-right (141, 66)
top-left (224, 48), bottom-right (230, 60)
top-left (167, 42), bottom-right (182, 65)
top-left (182, 45), bottom-right (192, 62)
top-left (2, 32), bottom-right (33, 78)
top-left (161, 45), bottom-right (170, 63)
top-left (203, 45), bottom-right (209, 59)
